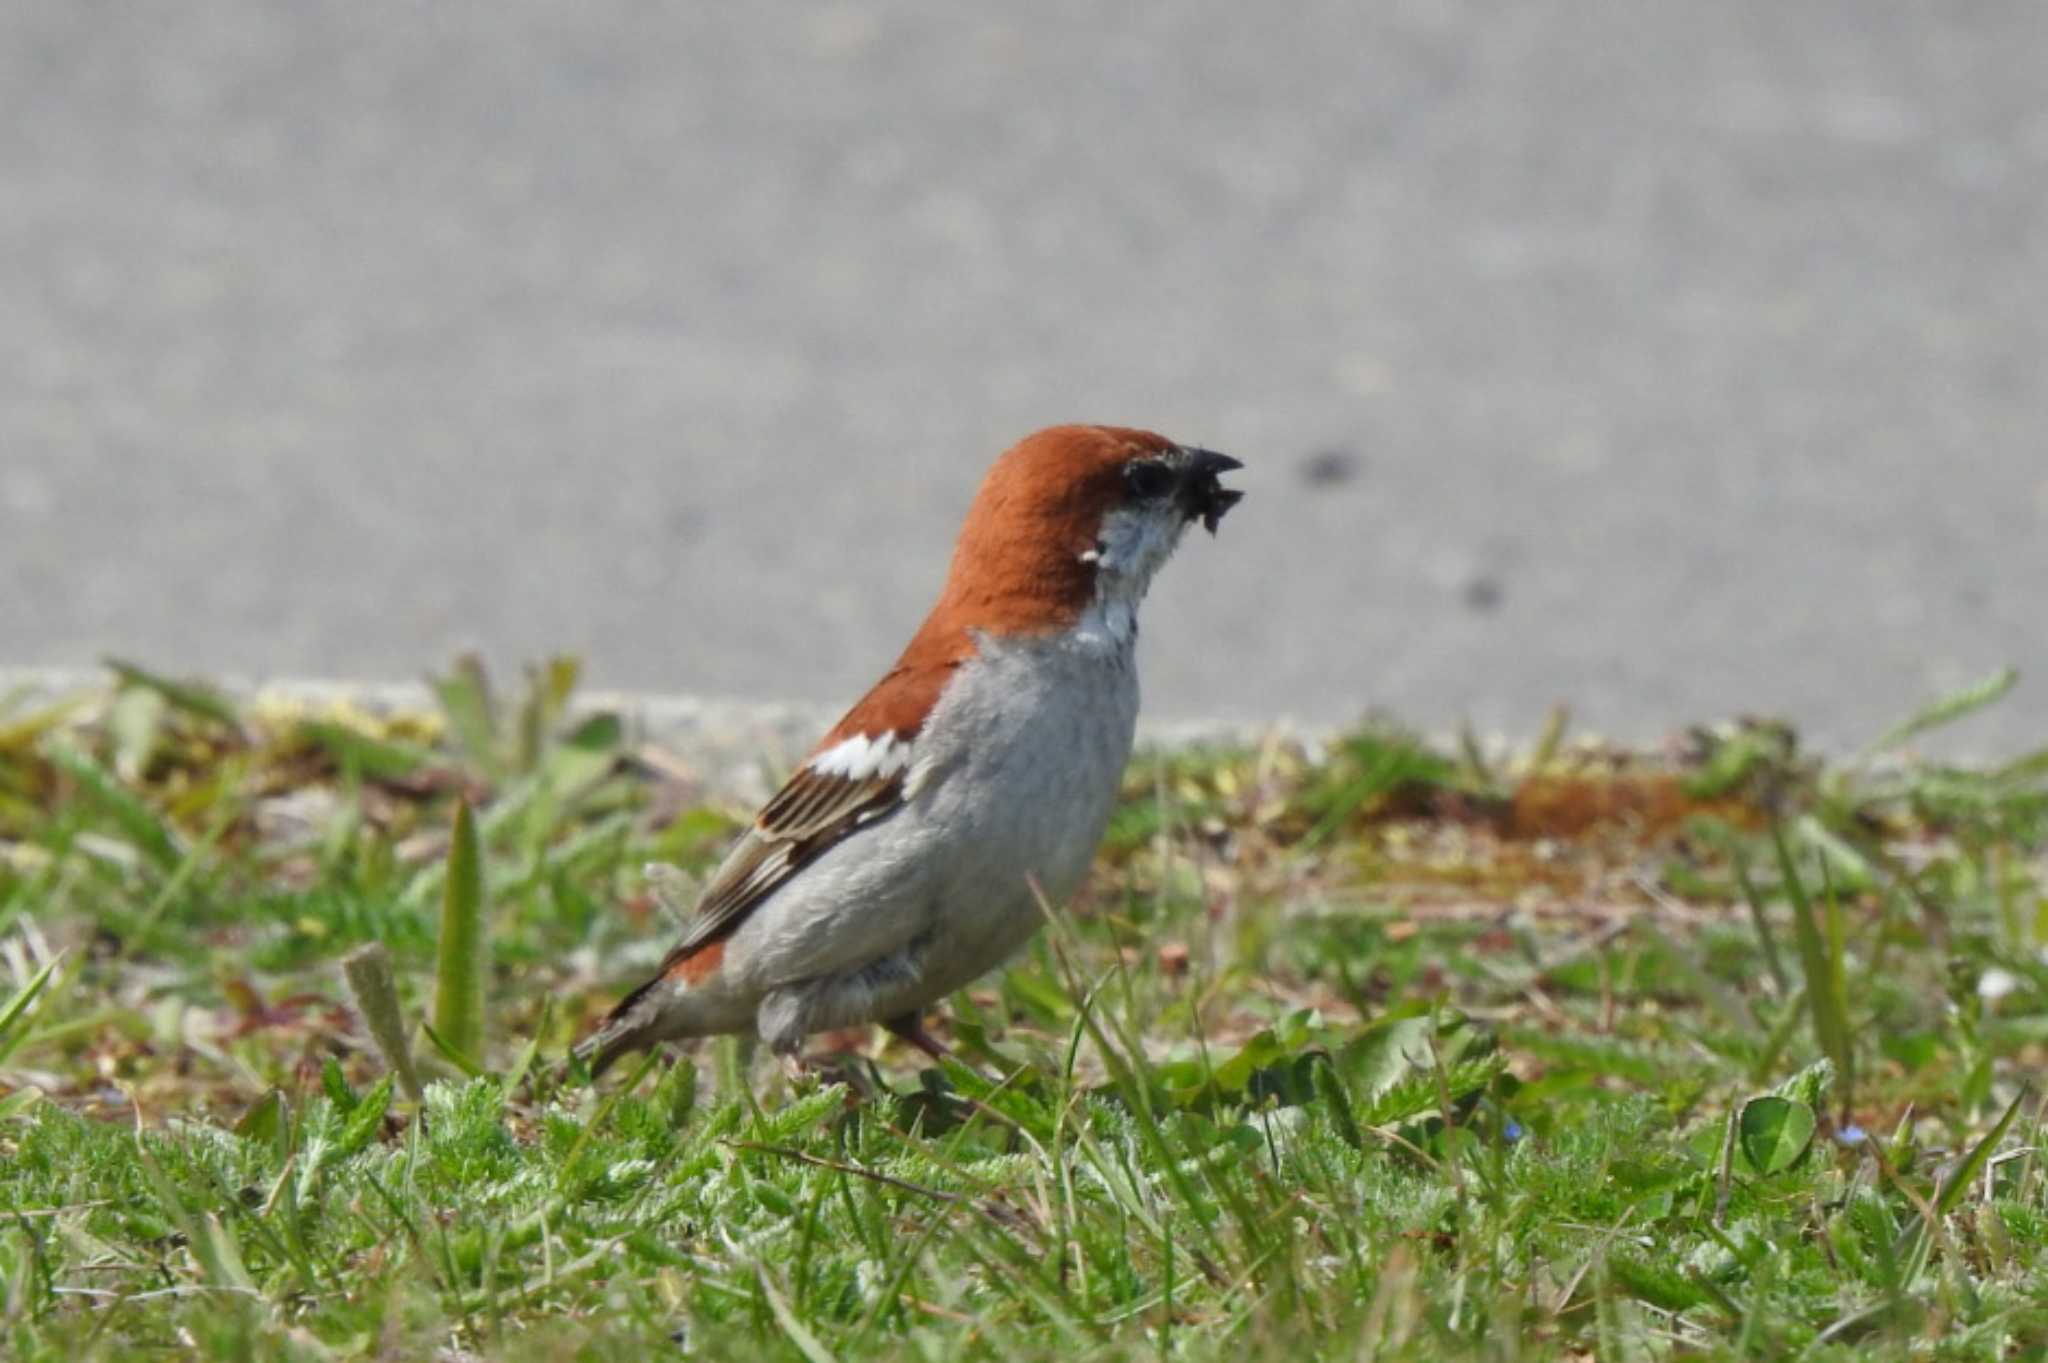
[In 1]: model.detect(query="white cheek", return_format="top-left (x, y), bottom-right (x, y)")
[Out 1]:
top-left (1075, 507), bottom-right (1188, 648)
top-left (1092, 508), bottom-right (1183, 577)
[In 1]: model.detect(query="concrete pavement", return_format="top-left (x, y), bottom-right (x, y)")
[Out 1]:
top-left (3, 2), bottom-right (2044, 750)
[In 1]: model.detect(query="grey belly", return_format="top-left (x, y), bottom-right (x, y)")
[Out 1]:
top-left (755, 633), bottom-right (1139, 1029)
top-left (914, 690), bottom-right (1134, 996)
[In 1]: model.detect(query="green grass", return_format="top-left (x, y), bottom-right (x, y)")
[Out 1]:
top-left (3, 658), bottom-right (2048, 1360)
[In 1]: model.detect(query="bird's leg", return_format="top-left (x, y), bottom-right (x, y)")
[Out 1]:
top-left (882, 1010), bottom-right (954, 1064)
top-left (774, 1045), bottom-right (884, 1102)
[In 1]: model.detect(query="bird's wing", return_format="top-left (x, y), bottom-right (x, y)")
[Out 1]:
top-left (616, 622), bottom-right (971, 1003)
top-left (578, 746), bottom-right (920, 1072)
top-left (662, 758), bottom-right (908, 963)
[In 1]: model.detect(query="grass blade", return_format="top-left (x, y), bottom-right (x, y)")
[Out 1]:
top-left (103, 657), bottom-right (246, 733)
top-left (421, 1020), bottom-right (486, 1079)
top-left (1529, 702), bottom-right (1570, 769)
top-left (430, 653), bottom-right (505, 781)
top-left (0, 950), bottom-right (63, 1063)
top-left (0, 695), bottom-right (88, 752)
top-left (343, 942), bottom-right (424, 1101)
top-left (431, 800), bottom-right (486, 1070)
top-left (756, 1257), bottom-right (840, 1363)
top-left (1856, 667), bottom-right (2018, 763)
top-left (514, 655), bottom-right (582, 774)
top-left (1894, 1088), bottom-right (2027, 1273)
top-left (108, 685), bottom-right (166, 784)
top-left (299, 720), bottom-right (433, 783)
top-left (1933, 1089), bottom-right (2028, 1219)
top-left (41, 741), bottom-right (184, 870)
top-left (1732, 853), bottom-right (1790, 995)
top-left (1772, 824), bottom-right (1855, 1116)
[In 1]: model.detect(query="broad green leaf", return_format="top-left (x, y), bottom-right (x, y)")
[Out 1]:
top-left (1738, 1095), bottom-right (1815, 1174)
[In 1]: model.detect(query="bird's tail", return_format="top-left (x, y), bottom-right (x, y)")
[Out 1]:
top-left (572, 974), bottom-right (670, 1078)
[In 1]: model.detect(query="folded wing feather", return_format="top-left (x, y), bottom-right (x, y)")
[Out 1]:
top-left (655, 735), bottom-right (911, 969)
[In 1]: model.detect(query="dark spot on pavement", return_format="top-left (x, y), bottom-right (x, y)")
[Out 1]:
top-left (1462, 576), bottom-right (1504, 612)
top-left (1299, 449), bottom-right (1361, 486)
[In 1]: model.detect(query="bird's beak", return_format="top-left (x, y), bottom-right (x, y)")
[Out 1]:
top-left (1178, 448), bottom-right (1245, 534)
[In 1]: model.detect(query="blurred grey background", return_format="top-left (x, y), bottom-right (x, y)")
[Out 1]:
top-left (4, 2), bottom-right (2044, 748)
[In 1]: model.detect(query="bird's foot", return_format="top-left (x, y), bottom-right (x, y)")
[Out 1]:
top-left (882, 1011), bottom-right (957, 1065)
top-left (779, 1047), bottom-right (885, 1102)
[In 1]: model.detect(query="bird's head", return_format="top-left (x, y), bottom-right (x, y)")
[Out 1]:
top-left (936, 424), bottom-right (1244, 639)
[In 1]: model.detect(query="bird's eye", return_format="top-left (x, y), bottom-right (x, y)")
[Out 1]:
top-left (1123, 460), bottom-right (1174, 500)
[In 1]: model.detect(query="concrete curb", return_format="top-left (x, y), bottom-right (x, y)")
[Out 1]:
top-left (0, 665), bottom-right (1316, 802)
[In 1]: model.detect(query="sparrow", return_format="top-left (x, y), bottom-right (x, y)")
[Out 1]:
top-left (577, 424), bottom-right (1243, 1073)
